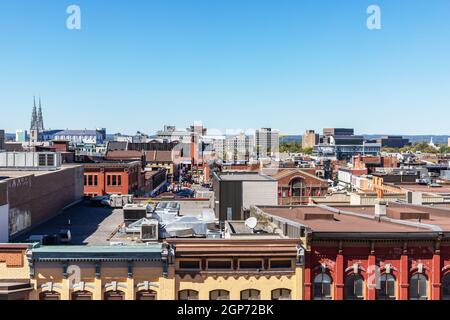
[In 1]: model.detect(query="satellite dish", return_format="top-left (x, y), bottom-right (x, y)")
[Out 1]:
top-left (245, 217), bottom-right (257, 230)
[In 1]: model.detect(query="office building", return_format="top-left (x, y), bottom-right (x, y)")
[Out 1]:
top-left (254, 128), bottom-right (279, 159)
top-left (302, 130), bottom-right (320, 149)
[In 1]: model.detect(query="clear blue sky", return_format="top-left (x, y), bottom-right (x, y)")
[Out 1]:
top-left (1, 0), bottom-right (449, 135)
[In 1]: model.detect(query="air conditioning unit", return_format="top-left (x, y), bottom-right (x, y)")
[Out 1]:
top-left (140, 221), bottom-right (158, 241)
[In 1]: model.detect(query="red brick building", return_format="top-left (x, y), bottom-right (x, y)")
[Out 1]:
top-left (268, 169), bottom-right (329, 205)
top-left (255, 202), bottom-right (450, 300)
top-left (83, 161), bottom-right (143, 197)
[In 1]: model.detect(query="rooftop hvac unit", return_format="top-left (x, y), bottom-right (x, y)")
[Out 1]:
top-left (140, 221), bottom-right (158, 241)
top-left (123, 204), bottom-right (147, 221)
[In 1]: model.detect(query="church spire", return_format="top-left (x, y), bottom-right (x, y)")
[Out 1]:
top-left (37, 96), bottom-right (44, 131)
top-left (31, 96), bottom-right (38, 131)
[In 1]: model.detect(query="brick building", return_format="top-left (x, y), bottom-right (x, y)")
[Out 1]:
top-left (268, 169), bottom-right (329, 205)
top-left (254, 202), bottom-right (450, 300)
top-left (83, 161), bottom-right (143, 197)
top-left (0, 164), bottom-right (84, 241)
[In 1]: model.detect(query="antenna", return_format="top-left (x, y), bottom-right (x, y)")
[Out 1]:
top-left (245, 217), bottom-right (257, 230)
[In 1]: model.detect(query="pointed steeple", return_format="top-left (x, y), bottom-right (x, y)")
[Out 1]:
top-left (31, 96), bottom-right (38, 131)
top-left (37, 96), bottom-right (44, 131)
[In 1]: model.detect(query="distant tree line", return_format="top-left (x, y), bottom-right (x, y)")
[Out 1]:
top-left (382, 142), bottom-right (450, 154)
top-left (279, 141), bottom-right (313, 154)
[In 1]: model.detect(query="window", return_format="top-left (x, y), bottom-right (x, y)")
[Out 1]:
top-left (377, 274), bottom-right (396, 300)
top-left (112, 175), bottom-right (117, 186)
top-left (442, 273), bottom-right (450, 300)
top-left (178, 290), bottom-right (199, 300)
top-left (179, 260), bottom-right (201, 270)
top-left (240, 289), bottom-right (260, 300)
top-left (409, 274), bottom-right (428, 300)
top-left (136, 290), bottom-right (157, 300)
top-left (270, 260), bottom-right (292, 269)
top-left (84, 175), bottom-right (87, 186)
top-left (39, 291), bottom-right (61, 300)
top-left (271, 288), bottom-right (291, 300)
top-left (239, 260), bottom-right (263, 270)
top-left (104, 290), bottom-right (125, 300)
top-left (38, 154), bottom-right (46, 166)
top-left (94, 175), bottom-right (98, 186)
top-left (313, 272), bottom-right (332, 300)
top-left (72, 291), bottom-right (93, 300)
top-left (88, 175), bottom-right (93, 186)
top-left (107, 175), bottom-right (111, 186)
top-left (210, 290), bottom-right (230, 300)
top-left (344, 274), bottom-right (364, 300)
top-left (117, 175), bottom-right (122, 186)
top-left (207, 260), bottom-right (232, 270)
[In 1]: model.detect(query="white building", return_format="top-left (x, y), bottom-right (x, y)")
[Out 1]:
top-left (212, 133), bottom-right (253, 163)
top-left (54, 129), bottom-right (105, 144)
top-left (254, 128), bottom-right (279, 160)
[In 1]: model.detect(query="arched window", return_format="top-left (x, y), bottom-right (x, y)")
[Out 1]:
top-left (271, 288), bottom-right (291, 300)
top-left (72, 290), bottom-right (93, 300)
top-left (344, 274), bottom-right (364, 300)
top-left (178, 290), bottom-right (199, 300)
top-left (313, 272), bottom-right (332, 300)
top-left (377, 274), bottom-right (396, 300)
top-left (240, 289), bottom-right (260, 300)
top-left (442, 273), bottom-right (450, 300)
top-left (39, 291), bottom-right (61, 300)
top-left (210, 290), bottom-right (230, 300)
top-left (104, 290), bottom-right (125, 300)
top-left (136, 290), bottom-right (157, 300)
top-left (409, 274), bottom-right (428, 300)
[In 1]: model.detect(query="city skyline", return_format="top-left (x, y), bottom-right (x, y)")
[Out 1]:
top-left (1, 0), bottom-right (450, 134)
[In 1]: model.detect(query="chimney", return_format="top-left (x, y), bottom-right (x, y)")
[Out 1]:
top-left (375, 200), bottom-right (387, 217)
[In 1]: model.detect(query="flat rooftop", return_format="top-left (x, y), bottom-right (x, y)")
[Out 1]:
top-left (261, 206), bottom-right (424, 233)
top-left (0, 164), bottom-right (82, 180)
top-left (217, 172), bottom-right (275, 181)
top-left (397, 184), bottom-right (450, 194)
top-left (14, 201), bottom-right (124, 246)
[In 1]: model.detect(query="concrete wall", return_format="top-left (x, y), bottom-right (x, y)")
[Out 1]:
top-left (242, 181), bottom-right (278, 210)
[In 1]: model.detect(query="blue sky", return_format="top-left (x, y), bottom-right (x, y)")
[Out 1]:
top-left (0, 0), bottom-right (449, 135)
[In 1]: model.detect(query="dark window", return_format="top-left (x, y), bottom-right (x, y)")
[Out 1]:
top-left (377, 274), bottom-right (396, 300)
top-left (104, 290), bottom-right (125, 300)
top-left (47, 154), bottom-right (55, 166)
top-left (84, 175), bottom-right (87, 186)
top-left (178, 290), bottom-right (198, 300)
top-left (118, 175), bottom-right (122, 186)
top-left (208, 260), bottom-right (232, 270)
top-left (344, 274), bottom-right (364, 300)
top-left (38, 154), bottom-right (46, 166)
top-left (271, 288), bottom-right (291, 300)
top-left (94, 175), bottom-right (98, 186)
top-left (240, 289), bottom-right (260, 300)
top-left (107, 175), bottom-right (111, 186)
top-left (210, 290), bottom-right (230, 300)
top-left (88, 175), bottom-right (93, 186)
top-left (409, 274), bottom-right (428, 300)
top-left (72, 291), bottom-right (92, 300)
top-left (179, 260), bottom-right (201, 269)
top-left (442, 273), bottom-right (450, 300)
top-left (239, 260), bottom-right (263, 269)
top-left (136, 290), bottom-right (157, 300)
top-left (112, 175), bottom-right (117, 186)
top-left (313, 272), bottom-right (332, 300)
top-left (270, 260), bottom-right (292, 269)
top-left (39, 291), bottom-right (60, 300)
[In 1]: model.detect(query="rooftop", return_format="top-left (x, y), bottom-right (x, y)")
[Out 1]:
top-left (14, 201), bottom-right (124, 245)
top-left (216, 171), bottom-right (275, 182)
top-left (0, 164), bottom-right (82, 180)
